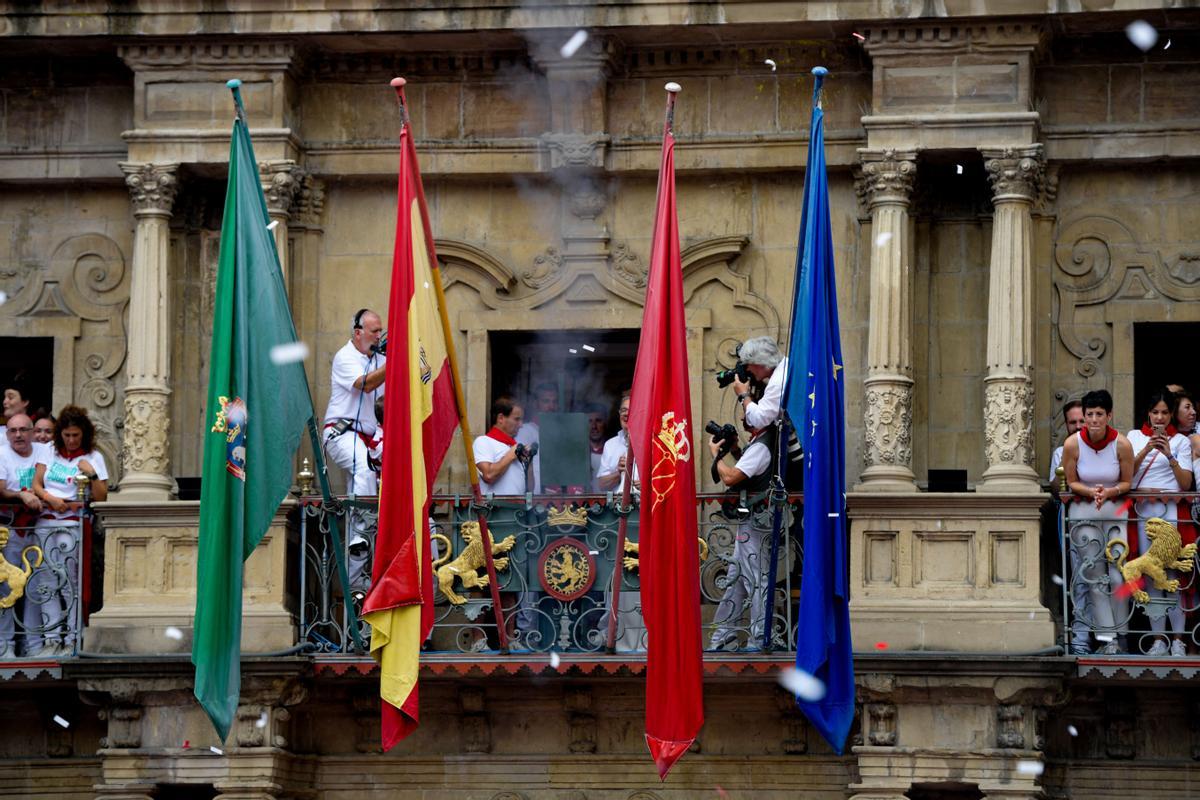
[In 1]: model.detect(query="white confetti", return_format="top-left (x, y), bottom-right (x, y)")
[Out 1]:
top-left (1164, 38), bottom-right (1171, 50)
top-left (1016, 760), bottom-right (1044, 776)
top-left (266, 219), bottom-right (280, 231)
top-left (582, 344), bottom-right (596, 352)
top-left (1028, 611), bottom-right (1036, 620)
top-left (1126, 20), bottom-right (1158, 52)
top-left (778, 667), bottom-right (827, 702)
top-left (53, 715), bottom-right (69, 728)
top-left (164, 626), bottom-right (184, 641)
top-left (549, 651), bottom-right (561, 668)
top-left (269, 341), bottom-right (310, 365)
top-left (1067, 724), bottom-right (1078, 737)
top-left (764, 58), bottom-right (777, 71)
top-left (873, 232), bottom-right (893, 248)
top-left (560, 29), bottom-right (589, 59)
top-left (568, 348), bottom-right (578, 354)
top-left (256, 712), bottom-right (269, 729)
top-left (827, 512), bottom-right (839, 518)
top-left (955, 164), bottom-right (964, 175)
top-left (1095, 633), bottom-right (1114, 642)
top-left (1050, 574), bottom-right (1063, 586)
top-left (210, 746), bottom-right (224, 755)
top-left (0, 291), bottom-right (8, 305)
top-left (423, 281), bottom-right (430, 289)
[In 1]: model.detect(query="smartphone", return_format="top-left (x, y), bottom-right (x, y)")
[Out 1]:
top-left (1153, 423), bottom-right (1166, 436)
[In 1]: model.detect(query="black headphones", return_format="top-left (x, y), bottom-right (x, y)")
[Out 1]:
top-left (352, 308), bottom-right (369, 331)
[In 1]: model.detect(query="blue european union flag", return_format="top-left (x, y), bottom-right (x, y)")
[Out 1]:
top-left (781, 67), bottom-right (854, 755)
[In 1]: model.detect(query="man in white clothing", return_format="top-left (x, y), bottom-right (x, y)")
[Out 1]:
top-left (1049, 400), bottom-right (1084, 486)
top-left (0, 414), bottom-right (49, 657)
top-left (598, 392), bottom-right (639, 495)
top-left (731, 337), bottom-right (787, 429)
top-left (323, 308), bottom-right (386, 591)
top-left (514, 383), bottom-right (557, 493)
top-left (473, 396), bottom-right (527, 495)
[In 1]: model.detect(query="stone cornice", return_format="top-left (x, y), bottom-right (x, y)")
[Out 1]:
top-left (93, 498), bottom-right (297, 528)
top-left (859, 20), bottom-right (1048, 57)
top-left (118, 41), bottom-right (297, 71)
top-left (846, 491), bottom-right (1050, 520)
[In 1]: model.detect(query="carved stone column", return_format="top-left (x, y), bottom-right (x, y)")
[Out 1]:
top-left (979, 147), bottom-right (1043, 492)
top-left (260, 160), bottom-right (302, 283)
top-left (856, 151), bottom-right (918, 491)
top-left (118, 163), bottom-right (179, 500)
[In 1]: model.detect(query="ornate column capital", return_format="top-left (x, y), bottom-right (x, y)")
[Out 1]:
top-left (259, 160), bottom-right (304, 218)
top-left (855, 150), bottom-right (917, 211)
top-left (120, 162), bottom-right (179, 217)
top-left (981, 145), bottom-right (1044, 202)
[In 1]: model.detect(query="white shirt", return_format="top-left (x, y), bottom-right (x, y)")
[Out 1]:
top-left (1128, 429), bottom-right (1193, 491)
top-left (598, 431), bottom-right (640, 495)
top-left (734, 438), bottom-right (771, 479)
top-left (1, 442), bottom-right (51, 492)
top-left (473, 434), bottom-right (527, 495)
top-left (589, 446), bottom-right (605, 492)
top-left (40, 447), bottom-right (108, 521)
top-left (515, 420), bottom-right (541, 494)
top-left (324, 340), bottom-right (385, 436)
top-left (1049, 445), bottom-right (1064, 485)
top-left (744, 357), bottom-right (787, 429)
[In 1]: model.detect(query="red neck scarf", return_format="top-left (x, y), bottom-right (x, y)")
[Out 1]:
top-left (1079, 427), bottom-right (1118, 452)
top-left (1140, 422), bottom-right (1178, 437)
top-left (485, 426), bottom-right (516, 446)
top-left (59, 447), bottom-right (87, 460)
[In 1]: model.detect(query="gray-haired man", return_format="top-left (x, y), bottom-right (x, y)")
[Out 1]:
top-left (731, 336), bottom-right (787, 429)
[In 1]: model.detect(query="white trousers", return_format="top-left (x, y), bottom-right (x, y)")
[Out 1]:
top-left (324, 430), bottom-right (378, 591)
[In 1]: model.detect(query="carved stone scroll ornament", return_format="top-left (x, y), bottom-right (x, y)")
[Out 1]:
top-left (862, 381), bottom-right (913, 469)
top-left (121, 163), bottom-right (179, 216)
top-left (523, 246), bottom-right (564, 290)
top-left (984, 379), bottom-right (1034, 468)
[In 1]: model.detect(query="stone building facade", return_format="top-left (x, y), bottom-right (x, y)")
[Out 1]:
top-left (0, 1), bottom-right (1199, 798)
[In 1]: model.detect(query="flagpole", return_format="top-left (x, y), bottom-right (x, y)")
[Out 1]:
top-left (392, 78), bottom-right (511, 653)
top-left (762, 66), bottom-right (830, 651)
top-left (224, 79), bottom-right (367, 655)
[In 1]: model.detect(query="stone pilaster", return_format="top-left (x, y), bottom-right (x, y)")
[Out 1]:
top-left (259, 160), bottom-right (303, 283)
top-left (979, 146), bottom-right (1043, 492)
top-left (855, 150), bottom-right (917, 491)
top-left (118, 162), bottom-right (179, 500)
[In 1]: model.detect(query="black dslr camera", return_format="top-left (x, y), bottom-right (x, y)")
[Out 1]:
top-left (515, 441), bottom-right (539, 463)
top-left (714, 342), bottom-right (750, 388)
top-left (705, 420), bottom-right (739, 452)
top-left (370, 332), bottom-right (388, 356)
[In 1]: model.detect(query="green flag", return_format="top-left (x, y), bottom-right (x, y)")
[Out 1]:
top-left (193, 80), bottom-right (314, 740)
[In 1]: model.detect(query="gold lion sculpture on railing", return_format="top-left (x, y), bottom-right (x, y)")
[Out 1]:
top-left (0, 527), bottom-right (43, 609)
top-left (623, 538), bottom-right (708, 571)
top-left (1106, 517), bottom-right (1197, 604)
top-left (430, 521), bottom-right (516, 605)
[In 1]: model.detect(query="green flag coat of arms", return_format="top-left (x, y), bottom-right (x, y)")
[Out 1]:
top-left (193, 80), bottom-right (314, 740)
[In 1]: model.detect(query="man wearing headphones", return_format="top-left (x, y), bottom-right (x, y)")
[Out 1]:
top-left (324, 308), bottom-right (386, 592)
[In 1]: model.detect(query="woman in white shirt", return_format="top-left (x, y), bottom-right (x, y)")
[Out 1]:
top-left (1127, 389), bottom-right (1194, 656)
top-left (30, 405), bottom-right (108, 657)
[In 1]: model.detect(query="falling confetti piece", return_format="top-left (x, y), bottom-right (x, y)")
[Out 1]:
top-left (1114, 577), bottom-right (1144, 599)
top-left (549, 651), bottom-right (561, 668)
top-left (956, 164), bottom-right (964, 175)
top-left (53, 715), bottom-right (69, 728)
top-left (1125, 20), bottom-right (1158, 52)
top-left (568, 348), bottom-right (578, 354)
top-left (164, 626), bottom-right (184, 641)
top-left (764, 58), bottom-right (777, 71)
top-left (423, 281), bottom-right (430, 289)
top-left (778, 667), bottom-right (827, 702)
top-left (1067, 724), bottom-right (1078, 737)
top-left (874, 641), bottom-right (889, 650)
top-left (1050, 574), bottom-right (1063, 586)
top-left (1016, 760), bottom-right (1044, 776)
top-left (266, 219), bottom-right (279, 231)
top-left (210, 746), bottom-right (224, 755)
top-left (256, 712), bottom-right (269, 729)
top-left (715, 786), bottom-right (730, 799)
top-left (0, 291), bottom-right (8, 305)
top-left (1095, 633), bottom-right (1114, 643)
top-left (874, 232), bottom-right (893, 248)
top-left (852, 32), bottom-right (866, 41)
top-left (582, 344), bottom-right (596, 352)
top-left (560, 29), bottom-right (589, 59)
top-left (183, 740), bottom-right (190, 749)
top-left (269, 341), bottom-right (310, 365)
top-left (1164, 38), bottom-right (1171, 49)
top-left (1028, 611), bottom-right (1036, 620)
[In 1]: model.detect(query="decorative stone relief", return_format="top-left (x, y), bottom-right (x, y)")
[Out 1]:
top-left (121, 163), bottom-right (179, 216)
top-left (523, 246), bottom-right (564, 290)
top-left (567, 177), bottom-right (606, 221)
top-left (863, 381), bottom-right (913, 468)
top-left (611, 241), bottom-right (646, 288)
top-left (460, 686), bottom-right (491, 754)
top-left (1104, 694), bottom-right (1135, 759)
top-left (866, 702), bottom-right (897, 746)
top-left (235, 703), bottom-right (290, 749)
top-left (565, 686), bottom-right (597, 754)
top-left (982, 146), bottom-right (1043, 202)
top-left (775, 687), bottom-right (808, 754)
top-left (997, 704), bottom-right (1025, 749)
top-left (259, 161), bottom-right (303, 217)
top-left (984, 379), bottom-right (1034, 468)
top-left (120, 394), bottom-right (171, 477)
top-left (98, 704), bottom-right (143, 749)
top-left (292, 175), bottom-right (326, 228)
top-left (541, 133), bottom-right (610, 171)
top-left (490, 793), bottom-right (527, 800)
top-left (854, 150), bottom-right (916, 211)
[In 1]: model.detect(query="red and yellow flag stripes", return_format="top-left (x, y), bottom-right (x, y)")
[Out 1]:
top-left (361, 85), bottom-right (459, 750)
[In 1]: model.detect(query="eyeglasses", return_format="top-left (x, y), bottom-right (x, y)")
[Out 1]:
top-left (7, 427), bottom-right (32, 434)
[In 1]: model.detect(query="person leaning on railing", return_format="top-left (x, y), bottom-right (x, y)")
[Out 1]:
top-left (0, 414), bottom-right (50, 658)
top-left (30, 405), bottom-right (108, 657)
top-left (1061, 389), bottom-right (1133, 655)
top-left (1126, 388), bottom-right (1195, 656)
top-left (1172, 389), bottom-right (1200, 491)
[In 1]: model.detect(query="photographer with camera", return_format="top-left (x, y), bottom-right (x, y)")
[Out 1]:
top-left (473, 395), bottom-right (529, 495)
top-left (707, 413), bottom-right (777, 651)
top-left (323, 308), bottom-right (387, 592)
top-left (728, 337), bottom-right (787, 428)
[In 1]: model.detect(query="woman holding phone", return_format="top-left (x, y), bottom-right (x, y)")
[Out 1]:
top-left (1127, 388), bottom-right (1194, 656)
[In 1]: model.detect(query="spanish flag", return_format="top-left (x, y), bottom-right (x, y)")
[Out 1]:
top-left (361, 81), bottom-right (459, 750)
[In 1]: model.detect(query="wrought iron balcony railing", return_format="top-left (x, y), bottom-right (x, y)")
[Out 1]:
top-left (298, 491), bottom-right (803, 657)
top-left (0, 516), bottom-right (88, 660)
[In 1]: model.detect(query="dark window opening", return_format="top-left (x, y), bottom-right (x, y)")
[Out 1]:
top-left (1134, 322), bottom-right (1200, 417)
top-left (0, 337), bottom-right (54, 421)
top-left (906, 782), bottom-right (985, 800)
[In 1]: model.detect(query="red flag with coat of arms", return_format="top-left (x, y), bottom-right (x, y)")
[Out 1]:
top-left (626, 90), bottom-right (704, 780)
